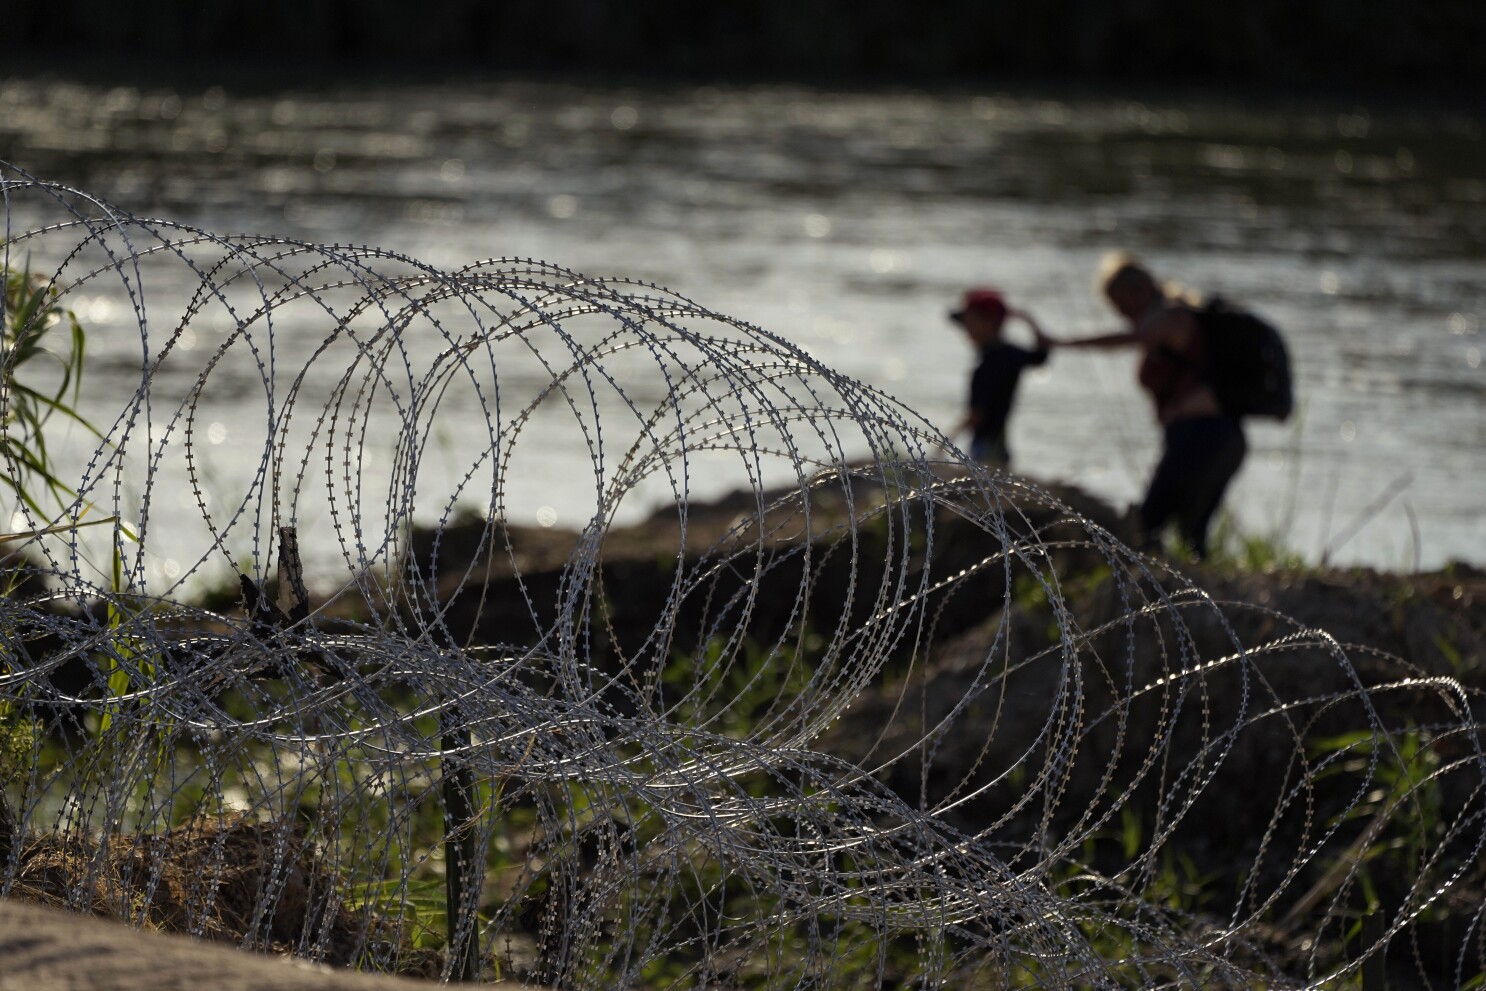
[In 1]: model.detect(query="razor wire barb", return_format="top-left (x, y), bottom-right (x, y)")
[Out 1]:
top-left (0, 163), bottom-right (1483, 988)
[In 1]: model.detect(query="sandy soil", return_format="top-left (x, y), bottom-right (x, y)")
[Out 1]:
top-left (0, 899), bottom-right (465, 991)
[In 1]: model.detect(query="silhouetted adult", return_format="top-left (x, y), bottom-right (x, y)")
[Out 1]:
top-left (1041, 255), bottom-right (1245, 558)
top-left (949, 288), bottom-right (1049, 468)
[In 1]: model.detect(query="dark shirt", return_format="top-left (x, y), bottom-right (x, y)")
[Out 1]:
top-left (969, 340), bottom-right (1048, 450)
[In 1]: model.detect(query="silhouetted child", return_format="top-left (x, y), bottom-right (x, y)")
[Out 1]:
top-left (949, 288), bottom-right (1050, 467)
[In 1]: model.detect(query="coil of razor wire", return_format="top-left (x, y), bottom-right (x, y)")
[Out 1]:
top-left (0, 163), bottom-right (1483, 988)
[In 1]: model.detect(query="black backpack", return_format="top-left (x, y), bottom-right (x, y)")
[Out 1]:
top-left (1195, 297), bottom-right (1294, 421)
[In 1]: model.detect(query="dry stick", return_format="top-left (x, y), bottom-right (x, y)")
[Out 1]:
top-left (277, 526), bottom-right (311, 623)
top-left (441, 714), bottom-right (481, 982)
top-left (270, 526), bottom-right (491, 977)
top-left (1404, 502), bottom-right (1421, 575)
top-left (0, 789), bottom-right (13, 868)
top-left (1321, 472), bottom-right (1412, 567)
top-left (1277, 799), bottom-right (1390, 933)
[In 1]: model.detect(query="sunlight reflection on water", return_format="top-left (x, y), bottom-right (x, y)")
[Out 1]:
top-left (2, 77), bottom-right (1482, 573)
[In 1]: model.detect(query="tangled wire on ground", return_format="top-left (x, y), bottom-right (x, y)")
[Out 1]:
top-left (1, 165), bottom-right (1483, 988)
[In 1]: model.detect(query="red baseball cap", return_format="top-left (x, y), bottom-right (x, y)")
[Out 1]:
top-left (950, 288), bottom-right (1007, 324)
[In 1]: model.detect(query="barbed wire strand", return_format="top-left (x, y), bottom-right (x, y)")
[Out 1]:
top-left (0, 163), bottom-right (1483, 988)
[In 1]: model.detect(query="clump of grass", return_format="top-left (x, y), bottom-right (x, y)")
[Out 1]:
top-left (1, 258), bottom-right (103, 520)
top-left (1188, 512), bottom-right (1307, 572)
top-left (2, 257), bottom-right (106, 859)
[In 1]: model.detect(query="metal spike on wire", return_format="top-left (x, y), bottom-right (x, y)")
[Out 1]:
top-left (0, 162), bottom-right (1483, 988)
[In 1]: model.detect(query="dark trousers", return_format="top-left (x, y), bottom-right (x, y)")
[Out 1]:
top-left (1139, 415), bottom-right (1246, 559)
top-left (970, 430), bottom-right (1011, 467)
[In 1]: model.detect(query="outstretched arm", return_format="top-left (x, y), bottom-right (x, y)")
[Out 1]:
top-left (1008, 307), bottom-right (1136, 351)
top-left (1044, 329), bottom-right (1139, 350)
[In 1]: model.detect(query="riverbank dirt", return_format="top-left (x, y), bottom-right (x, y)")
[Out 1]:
top-left (3, 476), bottom-right (1481, 987)
top-left (0, 898), bottom-right (457, 991)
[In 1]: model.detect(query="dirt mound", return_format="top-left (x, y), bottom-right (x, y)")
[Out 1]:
top-left (7, 813), bottom-right (424, 973)
top-left (0, 897), bottom-right (441, 991)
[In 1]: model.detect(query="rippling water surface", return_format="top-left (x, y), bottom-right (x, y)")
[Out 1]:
top-left (2, 76), bottom-right (1482, 573)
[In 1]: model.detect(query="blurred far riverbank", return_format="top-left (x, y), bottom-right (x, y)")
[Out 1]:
top-left (2, 74), bottom-right (1482, 578)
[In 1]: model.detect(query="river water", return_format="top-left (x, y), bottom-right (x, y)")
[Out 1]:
top-left (1, 76), bottom-right (1482, 580)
